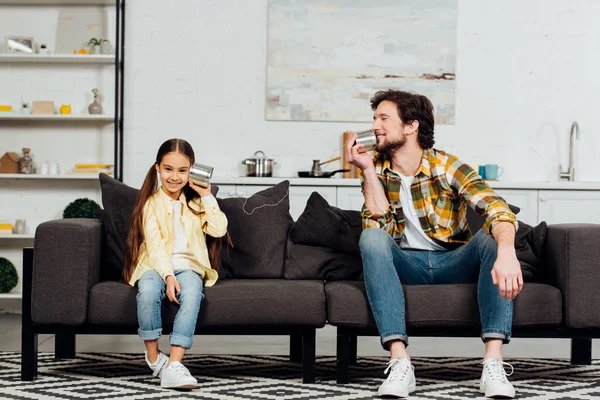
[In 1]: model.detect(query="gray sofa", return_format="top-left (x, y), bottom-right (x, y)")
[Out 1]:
top-left (20, 178), bottom-right (600, 385)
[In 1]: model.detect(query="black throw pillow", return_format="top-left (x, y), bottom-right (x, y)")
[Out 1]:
top-left (217, 180), bottom-right (293, 279)
top-left (291, 191), bottom-right (362, 257)
top-left (284, 191), bottom-right (363, 281)
top-left (96, 174), bottom-right (140, 279)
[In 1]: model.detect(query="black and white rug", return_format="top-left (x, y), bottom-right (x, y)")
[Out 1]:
top-left (1, 353), bottom-right (599, 399)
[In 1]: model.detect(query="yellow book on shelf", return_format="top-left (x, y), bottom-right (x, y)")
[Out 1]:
top-left (0, 223), bottom-right (14, 230)
top-left (74, 164), bottom-right (112, 169)
top-left (0, 105), bottom-right (13, 112)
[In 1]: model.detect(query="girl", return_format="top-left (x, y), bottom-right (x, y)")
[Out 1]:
top-left (124, 138), bottom-right (228, 389)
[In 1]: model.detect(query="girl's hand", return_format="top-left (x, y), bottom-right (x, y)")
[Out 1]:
top-left (165, 275), bottom-right (180, 304)
top-left (189, 179), bottom-right (212, 197)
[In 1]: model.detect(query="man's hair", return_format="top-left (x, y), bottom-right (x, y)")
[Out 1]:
top-left (370, 89), bottom-right (435, 149)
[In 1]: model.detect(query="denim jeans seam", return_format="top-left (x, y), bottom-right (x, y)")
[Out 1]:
top-left (170, 332), bottom-right (193, 349)
top-left (138, 328), bottom-right (162, 341)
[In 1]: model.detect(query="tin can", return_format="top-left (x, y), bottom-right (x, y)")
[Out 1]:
top-left (189, 163), bottom-right (213, 188)
top-left (353, 130), bottom-right (377, 153)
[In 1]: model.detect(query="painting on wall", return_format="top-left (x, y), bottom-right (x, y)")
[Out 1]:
top-left (266, 0), bottom-right (457, 124)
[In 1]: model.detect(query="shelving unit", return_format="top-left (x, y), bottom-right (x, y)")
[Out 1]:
top-left (0, 0), bottom-right (125, 303)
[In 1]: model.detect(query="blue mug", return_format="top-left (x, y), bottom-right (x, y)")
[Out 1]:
top-left (478, 165), bottom-right (486, 180)
top-left (485, 164), bottom-right (504, 180)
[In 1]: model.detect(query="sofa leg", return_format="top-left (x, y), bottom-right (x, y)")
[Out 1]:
top-left (337, 329), bottom-right (351, 384)
top-left (571, 338), bottom-right (592, 365)
top-left (21, 247), bottom-right (38, 381)
top-left (301, 329), bottom-right (316, 383)
top-left (55, 333), bottom-right (76, 360)
top-left (290, 333), bottom-right (302, 362)
top-left (349, 334), bottom-right (358, 365)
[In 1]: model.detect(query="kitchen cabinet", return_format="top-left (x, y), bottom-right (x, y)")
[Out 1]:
top-left (336, 186), bottom-right (364, 212)
top-left (495, 189), bottom-right (539, 226)
top-left (538, 190), bottom-right (600, 225)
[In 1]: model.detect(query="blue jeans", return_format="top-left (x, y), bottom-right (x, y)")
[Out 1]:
top-left (360, 228), bottom-right (512, 349)
top-left (136, 269), bottom-right (204, 349)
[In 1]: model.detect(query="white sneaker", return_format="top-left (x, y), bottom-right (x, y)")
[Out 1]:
top-left (480, 358), bottom-right (515, 398)
top-left (160, 361), bottom-right (198, 389)
top-left (144, 351), bottom-right (169, 378)
top-left (377, 357), bottom-right (416, 398)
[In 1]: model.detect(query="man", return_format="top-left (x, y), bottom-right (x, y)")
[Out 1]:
top-left (345, 89), bottom-right (522, 399)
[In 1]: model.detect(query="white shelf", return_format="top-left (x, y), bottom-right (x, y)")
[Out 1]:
top-left (0, 54), bottom-right (115, 64)
top-left (0, 173), bottom-right (102, 180)
top-left (0, 0), bottom-right (114, 5)
top-left (0, 114), bottom-right (114, 122)
top-left (0, 234), bottom-right (34, 239)
top-left (0, 293), bottom-right (22, 300)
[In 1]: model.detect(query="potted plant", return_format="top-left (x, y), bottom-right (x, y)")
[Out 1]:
top-left (21, 101), bottom-right (30, 115)
top-left (39, 43), bottom-right (49, 55)
top-left (87, 38), bottom-right (103, 54)
top-left (63, 198), bottom-right (100, 219)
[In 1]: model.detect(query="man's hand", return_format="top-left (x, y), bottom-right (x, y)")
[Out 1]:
top-left (345, 131), bottom-right (375, 172)
top-left (189, 179), bottom-right (212, 197)
top-left (165, 275), bottom-right (180, 304)
top-left (491, 249), bottom-right (523, 301)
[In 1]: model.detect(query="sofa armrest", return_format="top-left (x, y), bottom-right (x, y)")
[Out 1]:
top-left (545, 223), bottom-right (600, 328)
top-left (31, 218), bottom-right (103, 325)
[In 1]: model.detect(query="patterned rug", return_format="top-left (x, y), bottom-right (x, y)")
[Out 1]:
top-left (1, 352), bottom-right (599, 399)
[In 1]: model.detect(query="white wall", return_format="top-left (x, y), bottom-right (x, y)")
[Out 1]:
top-left (122, 0), bottom-right (600, 187)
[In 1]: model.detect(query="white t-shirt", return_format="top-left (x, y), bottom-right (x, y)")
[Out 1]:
top-left (171, 200), bottom-right (195, 271)
top-left (398, 173), bottom-right (446, 251)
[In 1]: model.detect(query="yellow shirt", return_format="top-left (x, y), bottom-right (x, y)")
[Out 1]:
top-left (128, 188), bottom-right (228, 286)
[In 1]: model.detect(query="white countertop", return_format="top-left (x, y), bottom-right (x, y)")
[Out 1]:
top-left (212, 177), bottom-right (600, 190)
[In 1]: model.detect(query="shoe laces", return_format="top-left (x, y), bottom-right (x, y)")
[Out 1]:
top-left (168, 362), bottom-right (192, 378)
top-left (384, 358), bottom-right (412, 382)
top-left (482, 358), bottom-right (514, 383)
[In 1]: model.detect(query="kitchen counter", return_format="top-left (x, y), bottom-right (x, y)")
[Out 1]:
top-left (212, 177), bottom-right (600, 190)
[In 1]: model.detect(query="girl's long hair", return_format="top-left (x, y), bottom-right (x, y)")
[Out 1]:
top-left (123, 138), bottom-right (225, 283)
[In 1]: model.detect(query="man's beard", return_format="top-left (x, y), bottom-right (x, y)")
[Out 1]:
top-left (376, 135), bottom-right (407, 154)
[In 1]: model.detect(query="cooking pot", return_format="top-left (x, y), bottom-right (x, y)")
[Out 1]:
top-left (242, 150), bottom-right (274, 177)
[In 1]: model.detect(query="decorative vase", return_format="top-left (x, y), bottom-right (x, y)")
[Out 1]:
top-left (88, 98), bottom-right (103, 114)
top-left (101, 40), bottom-right (113, 55)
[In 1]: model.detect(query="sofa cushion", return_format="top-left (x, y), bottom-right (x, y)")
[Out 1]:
top-left (325, 280), bottom-right (562, 329)
top-left (291, 191), bottom-right (361, 256)
top-left (284, 192), bottom-right (363, 281)
top-left (88, 279), bottom-right (326, 327)
top-left (217, 180), bottom-right (293, 279)
top-left (285, 244), bottom-right (363, 281)
top-left (96, 173), bottom-right (139, 279)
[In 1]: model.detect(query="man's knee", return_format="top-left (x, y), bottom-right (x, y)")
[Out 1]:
top-left (359, 228), bottom-right (392, 254)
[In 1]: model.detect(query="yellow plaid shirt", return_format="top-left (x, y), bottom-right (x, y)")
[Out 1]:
top-left (360, 148), bottom-right (517, 249)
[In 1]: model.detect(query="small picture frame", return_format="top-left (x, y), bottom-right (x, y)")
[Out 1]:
top-left (5, 36), bottom-right (36, 54)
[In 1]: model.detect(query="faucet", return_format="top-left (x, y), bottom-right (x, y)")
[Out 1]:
top-left (559, 121), bottom-right (580, 181)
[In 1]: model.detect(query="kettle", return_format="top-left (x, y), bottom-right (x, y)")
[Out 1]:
top-left (242, 150), bottom-right (275, 177)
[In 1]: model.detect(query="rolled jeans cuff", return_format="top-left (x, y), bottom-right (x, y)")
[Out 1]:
top-left (170, 332), bottom-right (193, 349)
top-left (138, 327), bottom-right (162, 342)
top-left (482, 330), bottom-right (511, 344)
top-left (381, 333), bottom-right (409, 350)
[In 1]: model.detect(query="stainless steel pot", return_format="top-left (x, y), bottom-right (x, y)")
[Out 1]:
top-left (242, 150), bottom-right (274, 177)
